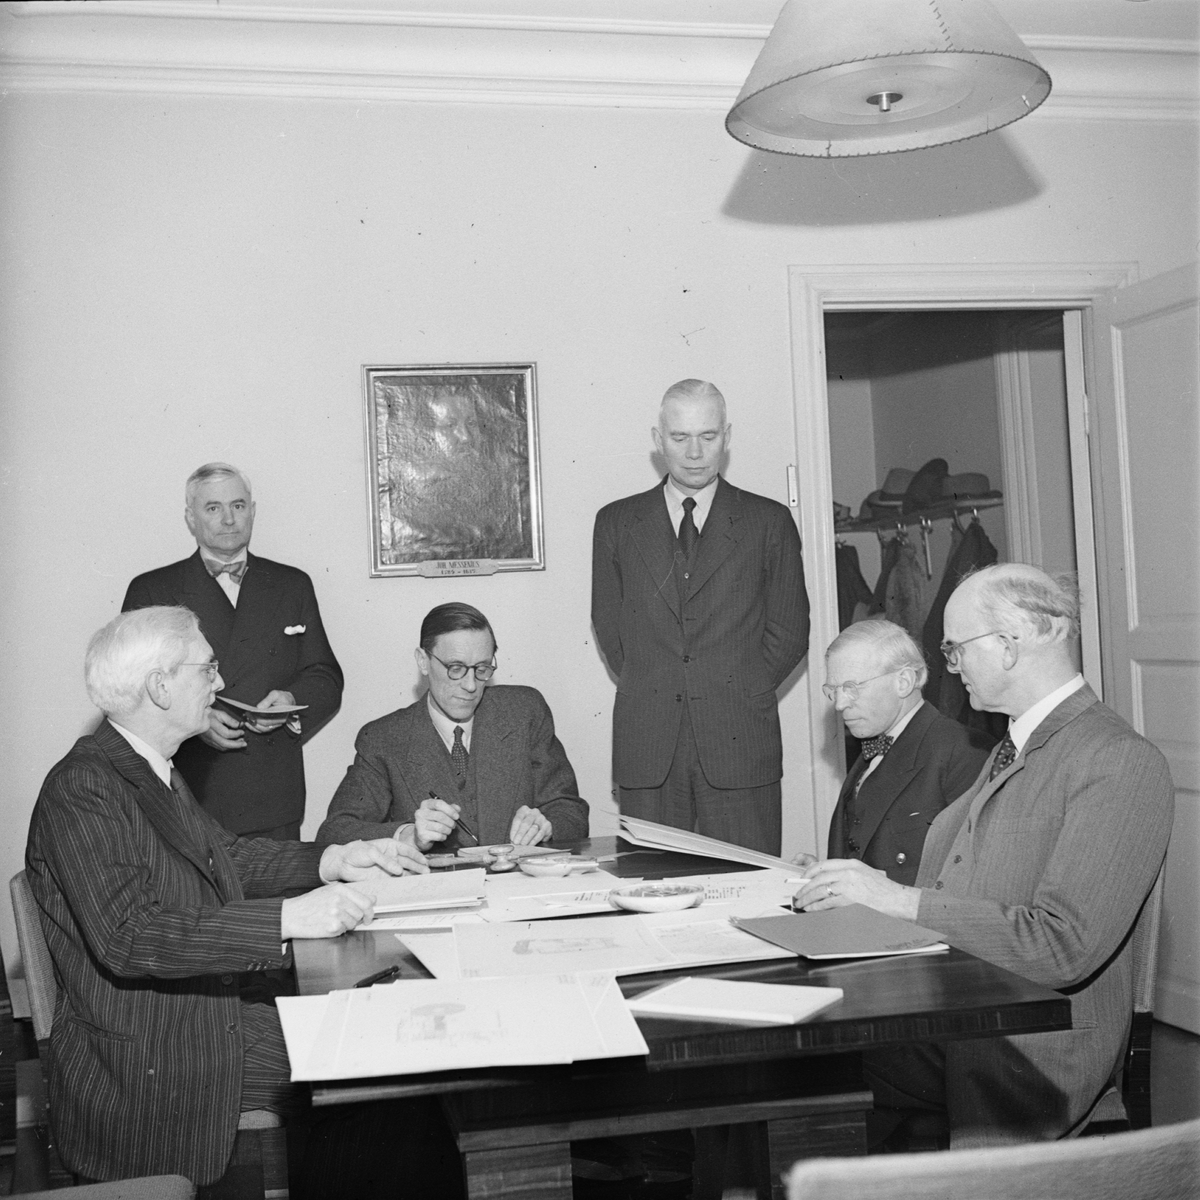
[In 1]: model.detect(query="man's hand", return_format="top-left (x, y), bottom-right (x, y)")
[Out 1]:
top-left (790, 851), bottom-right (818, 870)
top-left (791, 858), bottom-right (921, 922)
top-left (509, 805), bottom-right (551, 846)
top-left (319, 838), bottom-right (429, 882)
top-left (281, 883), bottom-right (374, 940)
top-left (199, 706), bottom-right (247, 751)
top-left (243, 689), bottom-right (296, 734)
top-left (411, 798), bottom-right (461, 851)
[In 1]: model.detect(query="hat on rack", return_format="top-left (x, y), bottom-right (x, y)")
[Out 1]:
top-left (942, 472), bottom-right (1003, 503)
top-left (857, 467), bottom-right (914, 519)
top-left (902, 458), bottom-right (950, 513)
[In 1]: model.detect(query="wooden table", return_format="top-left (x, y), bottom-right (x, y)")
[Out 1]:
top-left (292, 837), bottom-right (1071, 1199)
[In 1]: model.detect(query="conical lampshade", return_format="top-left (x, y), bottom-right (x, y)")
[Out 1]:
top-left (726, 0), bottom-right (1051, 157)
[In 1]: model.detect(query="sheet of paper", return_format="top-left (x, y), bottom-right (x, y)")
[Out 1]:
top-left (361, 910), bottom-right (486, 932)
top-left (483, 870), bottom-right (626, 900)
top-left (277, 974), bottom-right (646, 1080)
top-left (618, 815), bottom-right (795, 871)
top-left (454, 915), bottom-right (676, 979)
top-left (356, 868), bottom-right (486, 915)
top-left (638, 908), bottom-right (797, 971)
top-left (626, 977), bottom-right (843, 1025)
top-left (399, 931), bottom-right (462, 979)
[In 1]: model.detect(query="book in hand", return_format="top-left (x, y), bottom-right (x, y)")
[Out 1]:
top-left (626, 977), bottom-right (843, 1026)
top-left (216, 696), bottom-right (308, 716)
top-left (731, 904), bottom-right (948, 960)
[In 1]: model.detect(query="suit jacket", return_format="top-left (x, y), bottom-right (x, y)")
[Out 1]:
top-left (828, 701), bottom-right (992, 886)
top-left (591, 477), bottom-right (809, 789)
top-left (123, 549), bottom-right (343, 833)
top-left (912, 685), bottom-right (1175, 1145)
top-left (315, 685), bottom-right (589, 848)
top-left (25, 721), bottom-right (324, 1184)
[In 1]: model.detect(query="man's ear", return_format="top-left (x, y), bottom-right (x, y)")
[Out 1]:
top-left (414, 647), bottom-right (430, 679)
top-left (895, 667), bottom-right (918, 698)
top-left (999, 633), bottom-right (1021, 671)
top-left (146, 669), bottom-right (172, 712)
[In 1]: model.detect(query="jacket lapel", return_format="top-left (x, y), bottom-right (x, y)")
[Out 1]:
top-left (179, 551), bottom-right (236, 655)
top-left (685, 477), bottom-right (741, 598)
top-left (628, 483), bottom-right (681, 622)
top-left (95, 721), bottom-right (218, 886)
top-left (853, 702), bottom-right (935, 851)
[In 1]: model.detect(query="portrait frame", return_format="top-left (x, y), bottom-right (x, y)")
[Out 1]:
top-left (362, 363), bottom-right (544, 577)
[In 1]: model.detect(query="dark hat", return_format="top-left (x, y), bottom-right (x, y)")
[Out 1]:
top-left (902, 458), bottom-right (949, 514)
top-left (876, 468), bottom-right (915, 506)
top-left (942, 472), bottom-right (1002, 503)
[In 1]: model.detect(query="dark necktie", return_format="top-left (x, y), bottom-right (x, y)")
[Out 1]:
top-left (205, 558), bottom-right (246, 583)
top-left (451, 725), bottom-right (469, 779)
top-left (989, 733), bottom-right (1017, 780)
top-left (678, 497), bottom-right (699, 558)
top-left (860, 734), bottom-right (894, 763)
top-left (170, 766), bottom-right (198, 807)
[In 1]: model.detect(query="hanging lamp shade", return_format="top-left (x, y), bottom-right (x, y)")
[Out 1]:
top-left (726, 0), bottom-right (1051, 157)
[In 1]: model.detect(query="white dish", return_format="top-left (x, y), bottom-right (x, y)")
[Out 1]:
top-left (518, 858), bottom-right (573, 878)
top-left (610, 883), bottom-right (705, 913)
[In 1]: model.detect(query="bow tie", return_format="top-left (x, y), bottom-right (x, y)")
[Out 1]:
top-left (860, 734), bottom-right (894, 762)
top-left (205, 558), bottom-right (246, 583)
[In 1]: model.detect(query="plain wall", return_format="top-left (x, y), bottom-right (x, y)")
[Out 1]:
top-left (1, 85), bottom-right (1196, 998)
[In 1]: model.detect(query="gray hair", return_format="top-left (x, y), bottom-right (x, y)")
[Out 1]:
top-left (659, 379), bottom-right (727, 425)
top-left (85, 606), bottom-right (201, 719)
top-left (185, 462), bottom-right (252, 507)
top-left (966, 564), bottom-right (1080, 644)
top-left (826, 619), bottom-right (929, 688)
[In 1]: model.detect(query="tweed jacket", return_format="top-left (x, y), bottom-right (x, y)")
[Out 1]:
top-left (829, 702), bottom-right (992, 885)
top-left (913, 685), bottom-right (1175, 1144)
top-left (316, 685), bottom-right (588, 848)
top-left (591, 477), bottom-right (809, 789)
top-left (123, 549), bottom-right (343, 833)
top-left (25, 721), bottom-right (324, 1183)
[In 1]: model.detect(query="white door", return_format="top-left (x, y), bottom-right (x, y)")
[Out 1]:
top-left (1089, 263), bottom-right (1200, 1033)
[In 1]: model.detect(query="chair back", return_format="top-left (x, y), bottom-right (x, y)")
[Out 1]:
top-left (787, 1116), bottom-right (1200, 1200)
top-left (10, 870), bottom-right (56, 1042)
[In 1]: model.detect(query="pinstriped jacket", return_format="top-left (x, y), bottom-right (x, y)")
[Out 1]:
top-left (591, 477), bottom-right (809, 790)
top-left (25, 720), bottom-right (324, 1184)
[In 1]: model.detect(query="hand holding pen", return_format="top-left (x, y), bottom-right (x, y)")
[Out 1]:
top-left (412, 793), bottom-right (478, 851)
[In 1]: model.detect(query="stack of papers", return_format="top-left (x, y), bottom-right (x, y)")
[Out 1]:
top-left (732, 905), bottom-right (948, 959)
top-left (356, 868), bottom-right (487, 916)
top-left (619, 816), bottom-right (795, 871)
top-left (626, 977), bottom-right (843, 1026)
top-left (277, 971), bottom-right (647, 1080)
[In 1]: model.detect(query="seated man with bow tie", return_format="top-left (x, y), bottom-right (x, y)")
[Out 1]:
top-left (809, 619), bottom-right (993, 885)
top-left (793, 566), bottom-right (1174, 1148)
top-left (123, 462), bottom-right (343, 840)
top-left (317, 602), bottom-right (589, 852)
top-left (25, 606), bottom-right (428, 1187)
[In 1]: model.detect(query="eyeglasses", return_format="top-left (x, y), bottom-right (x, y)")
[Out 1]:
top-left (939, 631), bottom-right (1001, 667)
top-left (180, 661), bottom-right (220, 681)
top-left (822, 671), bottom-right (899, 703)
top-left (430, 653), bottom-right (497, 682)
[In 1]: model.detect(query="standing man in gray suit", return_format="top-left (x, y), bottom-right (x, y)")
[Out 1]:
top-left (592, 379), bottom-right (809, 855)
top-left (317, 602), bottom-right (588, 850)
top-left (794, 565), bottom-right (1174, 1147)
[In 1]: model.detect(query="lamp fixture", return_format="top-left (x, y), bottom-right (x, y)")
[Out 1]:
top-left (726, 0), bottom-right (1051, 157)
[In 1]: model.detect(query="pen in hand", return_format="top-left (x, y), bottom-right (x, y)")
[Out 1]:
top-left (429, 791), bottom-right (479, 844)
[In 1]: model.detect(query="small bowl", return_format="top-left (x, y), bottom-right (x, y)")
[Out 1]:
top-left (610, 883), bottom-right (705, 913)
top-left (518, 858), bottom-right (573, 878)
top-left (457, 845), bottom-right (493, 861)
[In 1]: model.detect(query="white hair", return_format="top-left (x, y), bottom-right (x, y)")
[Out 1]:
top-left (185, 462), bottom-right (252, 507)
top-left (659, 379), bottom-right (727, 426)
top-left (85, 607), bottom-right (201, 719)
top-left (965, 564), bottom-right (1080, 645)
top-left (826, 619), bottom-right (929, 688)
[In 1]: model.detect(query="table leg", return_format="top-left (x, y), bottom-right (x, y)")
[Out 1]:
top-left (461, 1140), bottom-right (572, 1200)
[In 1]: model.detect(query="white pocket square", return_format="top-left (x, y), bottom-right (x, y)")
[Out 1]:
top-left (284, 625), bottom-right (306, 636)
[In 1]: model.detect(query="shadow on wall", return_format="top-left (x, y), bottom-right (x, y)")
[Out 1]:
top-left (720, 129), bottom-right (1044, 226)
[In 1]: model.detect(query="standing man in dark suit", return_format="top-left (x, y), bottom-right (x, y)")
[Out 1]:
top-left (25, 606), bottom-right (426, 1186)
top-left (591, 379), bottom-right (809, 855)
top-left (123, 462), bottom-right (343, 839)
top-left (317, 602), bottom-right (588, 850)
top-left (817, 619), bottom-right (992, 885)
top-left (794, 566), bottom-right (1174, 1146)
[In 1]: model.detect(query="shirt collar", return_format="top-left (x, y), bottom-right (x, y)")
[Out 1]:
top-left (663, 476), bottom-right (719, 531)
top-left (109, 721), bottom-right (173, 788)
top-left (426, 693), bottom-right (474, 753)
top-left (199, 548), bottom-right (248, 573)
top-left (884, 698), bottom-right (923, 743)
top-left (1008, 674), bottom-right (1086, 752)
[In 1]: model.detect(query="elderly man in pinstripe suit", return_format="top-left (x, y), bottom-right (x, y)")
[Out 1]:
top-left (25, 606), bottom-right (427, 1187)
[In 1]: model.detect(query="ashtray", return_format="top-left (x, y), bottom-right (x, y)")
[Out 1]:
top-left (518, 857), bottom-right (573, 878)
top-left (610, 883), bottom-right (705, 913)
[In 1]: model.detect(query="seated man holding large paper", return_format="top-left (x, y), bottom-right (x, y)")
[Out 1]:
top-left (317, 602), bottom-right (589, 851)
top-left (792, 565), bottom-right (1174, 1148)
top-left (24, 606), bottom-right (428, 1186)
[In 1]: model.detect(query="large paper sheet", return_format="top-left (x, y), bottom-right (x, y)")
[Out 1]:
top-left (481, 871), bottom-right (630, 923)
top-left (640, 907), bottom-right (797, 970)
top-left (277, 973), bottom-right (647, 1080)
top-left (618, 816), bottom-right (795, 871)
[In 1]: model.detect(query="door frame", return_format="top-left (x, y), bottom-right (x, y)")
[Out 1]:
top-left (787, 263), bottom-right (1135, 848)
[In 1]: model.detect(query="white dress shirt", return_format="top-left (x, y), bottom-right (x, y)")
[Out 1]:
top-left (663, 477), bottom-right (718, 536)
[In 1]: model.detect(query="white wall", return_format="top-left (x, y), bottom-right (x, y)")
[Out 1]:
top-left (1, 77), bottom-right (1196, 998)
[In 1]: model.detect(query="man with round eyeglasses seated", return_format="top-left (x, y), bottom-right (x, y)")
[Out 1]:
top-left (317, 602), bottom-right (589, 852)
top-left (791, 566), bottom-right (1174, 1149)
top-left (798, 619), bottom-right (992, 886)
top-left (24, 606), bottom-right (429, 1188)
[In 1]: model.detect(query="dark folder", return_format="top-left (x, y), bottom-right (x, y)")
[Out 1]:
top-left (731, 904), bottom-right (948, 960)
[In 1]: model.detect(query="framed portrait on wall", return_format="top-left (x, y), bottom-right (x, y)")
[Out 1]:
top-left (363, 363), bottom-right (544, 577)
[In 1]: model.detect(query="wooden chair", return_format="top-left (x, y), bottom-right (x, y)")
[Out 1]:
top-left (786, 1115), bottom-right (1200, 1200)
top-left (9, 870), bottom-right (287, 1199)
